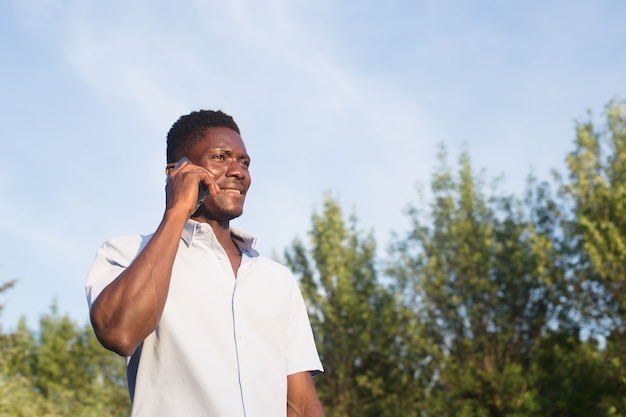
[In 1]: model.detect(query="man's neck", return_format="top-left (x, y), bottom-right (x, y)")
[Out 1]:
top-left (198, 218), bottom-right (242, 274)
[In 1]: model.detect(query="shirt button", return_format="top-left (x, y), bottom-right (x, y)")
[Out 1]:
top-left (243, 378), bottom-right (251, 385)
top-left (218, 254), bottom-right (224, 260)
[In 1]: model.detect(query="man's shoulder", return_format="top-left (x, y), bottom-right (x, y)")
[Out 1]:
top-left (98, 233), bottom-right (154, 259)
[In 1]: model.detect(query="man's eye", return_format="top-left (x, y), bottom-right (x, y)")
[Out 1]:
top-left (241, 160), bottom-right (250, 167)
top-left (213, 154), bottom-right (226, 161)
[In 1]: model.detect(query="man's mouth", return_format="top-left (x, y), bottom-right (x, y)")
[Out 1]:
top-left (220, 187), bottom-right (244, 195)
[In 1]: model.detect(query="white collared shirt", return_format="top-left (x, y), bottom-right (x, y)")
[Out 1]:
top-left (86, 220), bottom-right (323, 417)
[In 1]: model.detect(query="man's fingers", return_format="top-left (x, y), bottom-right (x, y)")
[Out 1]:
top-left (203, 177), bottom-right (221, 196)
top-left (166, 159), bottom-right (220, 202)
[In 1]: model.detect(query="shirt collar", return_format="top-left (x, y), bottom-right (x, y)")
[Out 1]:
top-left (181, 219), bottom-right (259, 257)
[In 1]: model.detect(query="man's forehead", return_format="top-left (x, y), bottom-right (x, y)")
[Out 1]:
top-left (195, 128), bottom-right (248, 153)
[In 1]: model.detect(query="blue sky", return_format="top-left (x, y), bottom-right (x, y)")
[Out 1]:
top-left (1, 0), bottom-right (625, 331)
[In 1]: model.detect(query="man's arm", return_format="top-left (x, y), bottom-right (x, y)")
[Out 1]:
top-left (90, 160), bottom-right (218, 356)
top-left (287, 372), bottom-right (326, 417)
top-left (89, 209), bottom-right (187, 356)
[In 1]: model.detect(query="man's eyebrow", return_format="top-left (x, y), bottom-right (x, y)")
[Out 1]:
top-left (211, 148), bottom-right (235, 156)
top-left (213, 148), bottom-right (250, 159)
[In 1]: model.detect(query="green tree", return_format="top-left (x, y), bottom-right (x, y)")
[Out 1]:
top-left (0, 318), bottom-right (55, 417)
top-left (533, 329), bottom-right (618, 417)
top-left (0, 279), bottom-right (56, 416)
top-left (0, 279), bottom-right (16, 322)
top-left (561, 99), bottom-right (626, 415)
top-left (284, 193), bottom-right (428, 417)
top-left (1, 301), bottom-right (129, 416)
top-left (389, 146), bottom-right (582, 416)
top-left (562, 99), bottom-right (626, 327)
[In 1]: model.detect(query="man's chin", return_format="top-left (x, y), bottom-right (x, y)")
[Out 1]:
top-left (192, 208), bottom-right (244, 223)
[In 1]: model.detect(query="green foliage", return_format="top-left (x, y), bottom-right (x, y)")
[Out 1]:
top-left (388, 144), bottom-right (600, 416)
top-left (0, 300), bottom-right (130, 417)
top-left (558, 99), bottom-right (626, 417)
top-left (0, 280), bottom-right (16, 330)
top-left (282, 102), bottom-right (626, 416)
top-left (284, 193), bottom-right (428, 417)
top-left (534, 329), bottom-right (616, 417)
top-left (562, 99), bottom-right (626, 327)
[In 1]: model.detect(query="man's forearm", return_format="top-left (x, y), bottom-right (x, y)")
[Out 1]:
top-left (287, 398), bottom-right (326, 417)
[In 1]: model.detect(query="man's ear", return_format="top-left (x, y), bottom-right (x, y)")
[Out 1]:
top-left (166, 157), bottom-right (191, 179)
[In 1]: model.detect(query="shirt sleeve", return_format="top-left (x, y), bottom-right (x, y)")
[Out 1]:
top-left (286, 277), bottom-right (324, 376)
top-left (85, 235), bottom-right (148, 309)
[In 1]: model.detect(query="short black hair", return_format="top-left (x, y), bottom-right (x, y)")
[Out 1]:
top-left (166, 109), bottom-right (240, 163)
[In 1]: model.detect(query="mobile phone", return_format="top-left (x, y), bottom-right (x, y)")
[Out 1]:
top-left (172, 157), bottom-right (208, 213)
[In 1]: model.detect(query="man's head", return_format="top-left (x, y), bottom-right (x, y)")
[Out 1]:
top-left (167, 110), bottom-right (240, 164)
top-left (166, 109), bottom-right (251, 223)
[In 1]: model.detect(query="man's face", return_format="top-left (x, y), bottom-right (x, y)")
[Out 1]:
top-left (187, 127), bottom-right (251, 223)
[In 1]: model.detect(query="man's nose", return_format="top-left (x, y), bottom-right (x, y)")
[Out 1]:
top-left (226, 159), bottom-right (246, 178)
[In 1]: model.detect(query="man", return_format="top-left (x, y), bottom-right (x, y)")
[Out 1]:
top-left (86, 110), bottom-right (325, 417)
